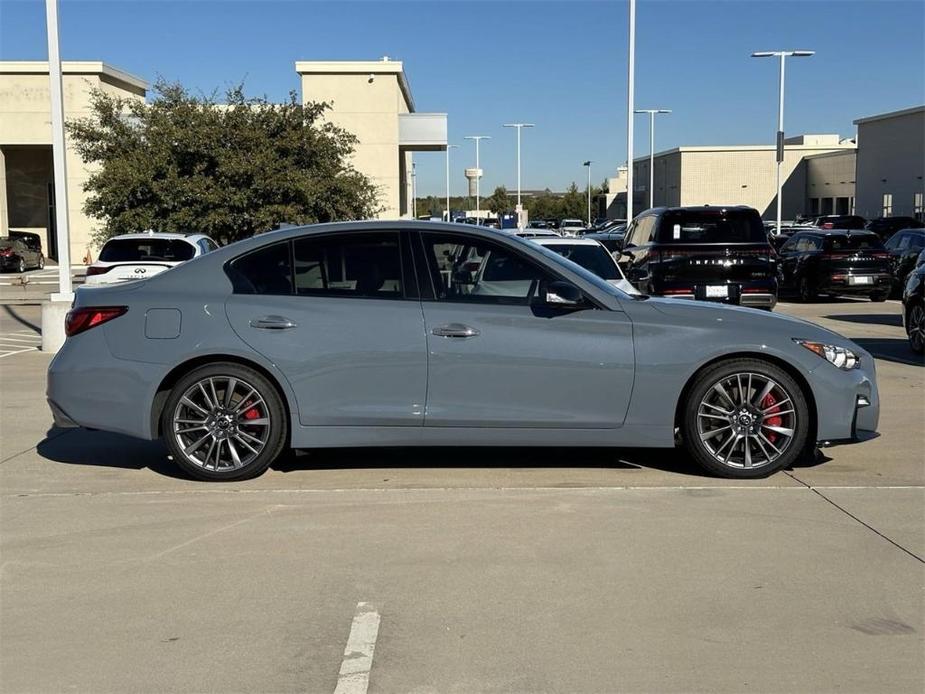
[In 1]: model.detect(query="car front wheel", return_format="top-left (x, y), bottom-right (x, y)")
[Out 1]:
top-left (162, 363), bottom-right (288, 481)
top-left (908, 303), bottom-right (925, 354)
top-left (681, 358), bottom-right (810, 478)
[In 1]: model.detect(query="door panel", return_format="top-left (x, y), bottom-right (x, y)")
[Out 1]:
top-left (422, 302), bottom-right (634, 428)
top-left (226, 294), bottom-right (427, 426)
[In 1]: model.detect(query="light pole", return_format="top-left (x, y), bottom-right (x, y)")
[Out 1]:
top-left (634, 109), bottom-right (671, 209)
top-left (411, 162), bottom-right (417, 219)
top-left (445, 144), bottom-right (458, 222)
top-left (45, 0), bottom-right (71, 301)
top-left (626, 0), bottom-right (636, 224)
top-left (751, 49), bottom-right (814, 235)
top-left (583, 161), bottom-right (593, 226)
top-left (503, 123), bottom-right (534, 227)
top-left (464, 135), bottom-right (490, 218)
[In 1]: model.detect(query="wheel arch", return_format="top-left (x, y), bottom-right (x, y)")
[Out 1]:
top-left (673, 351), bottom-right (818, 446)
top-left (150, 353), bottom-right (294, 441)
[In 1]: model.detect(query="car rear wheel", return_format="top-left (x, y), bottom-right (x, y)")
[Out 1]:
top-left (799, 277), bottom-right (817, 302)
top-left (37, 255), bottom-right (45, 270)
top-left (17, 258), bottom-right (25, 273)
top-left (908, 303), bottom-right (925, 354)
top-left (681, 358), bottom-right (810, 478)
top-left (162, 363), bottom-right (288, 481)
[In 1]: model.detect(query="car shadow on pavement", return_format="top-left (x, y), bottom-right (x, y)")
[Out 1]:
top-left (823, 313), bottom-right (904, 328)
top-left (273, 446), bottom-right (709, 478)
top-left (37, 427), bottom-right (188, 479)
top-left (2, 303), bottom-right (41, 332)
top-left (848, 338), bottom-right (924, 367)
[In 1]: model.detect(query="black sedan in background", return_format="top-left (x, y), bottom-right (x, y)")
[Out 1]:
top-left (884, 228), bottom-right (925, 294)
top-left (777, 230), bottom-right (891, 302)
top-left (902, 250), bottom-right (925, 354)
top-left (866, 216), bottom-right (924, 241)
top-left (0, 236), bottom-right (45, 273)
top-left (584, 225), bottom-right (626, 252)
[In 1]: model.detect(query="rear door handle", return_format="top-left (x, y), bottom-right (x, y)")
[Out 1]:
top-left (250, 315), bottom-right (297, 330)
top-left (432, 323), bottom-right (480, 338)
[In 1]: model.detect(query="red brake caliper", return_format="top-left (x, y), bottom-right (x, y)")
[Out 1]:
top-left (240, 401), bottom-right (261, 421)
top-left (760, 393), bottom-right (781, 443)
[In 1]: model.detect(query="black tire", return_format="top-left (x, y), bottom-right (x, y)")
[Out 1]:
top-left (17, 258), bottom-right (25, 274)
top-left (681, 358), bottom-right (810, 479)
top-left (869, 291), bottom-right (888, 303)
top-left (161, 362), bottom-right (288, 481)
top-left (907, 302), bottom-right (924, 354)
top-left (37, 255), bottom-right (45, 270)
top-left (799, 276), bottom-right (817, 302)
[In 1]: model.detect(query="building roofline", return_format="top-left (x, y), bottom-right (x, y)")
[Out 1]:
top-left (295, 59), bottom-right (415, 112)
top-left (853, 105), bottom-right (925, 125)
top-left (632, 142), bottom-right (856, 163)
top-left (0, 60), bottom-right (147, 91)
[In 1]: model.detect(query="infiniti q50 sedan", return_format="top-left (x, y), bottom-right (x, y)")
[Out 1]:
top-left (47, 221), bottom-right (879, 481)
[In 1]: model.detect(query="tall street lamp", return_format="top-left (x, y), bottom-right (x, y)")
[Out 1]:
top-left (634, 109), bottom-right (671, 209)
top-left (583, 161), bottom-right (593, 227)
top-left (503, 123), bottom-right (534, 227)
top-left (751, 49), bottom-right (814, 235)
top-left (626, 0), bottom-right (636, 223)
top-left (411, 162), bottom-right (417, 219)
top-left (445, 144), bottom-right (458, 222)
top-left (464, 135), bottom-right (490, 218)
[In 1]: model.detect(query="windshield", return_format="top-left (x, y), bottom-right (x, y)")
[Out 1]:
top-left (825, 235), bottom-right (884, 251)
top-left (657, 210), bottom-right (766, 244)
top-left (99, 238), bottom-right (196, 262)
top-left (544, 244), bottom-right (620, 280)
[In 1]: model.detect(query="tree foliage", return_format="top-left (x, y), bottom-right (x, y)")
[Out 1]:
top-left (66, 79), bottom-right (381, 244)
top-left (485, 186), bottom-right (514, 215)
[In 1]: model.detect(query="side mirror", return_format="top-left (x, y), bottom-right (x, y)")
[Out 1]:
top-left (540, 280), bottom-right (584, 308)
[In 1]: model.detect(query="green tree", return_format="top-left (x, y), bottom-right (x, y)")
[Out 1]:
top-left (485, 185), bottom-right (514, 217)
top-left (560, 182), bottom-right (586, 220)
top-left (66, 79), bottom-right (381, 245)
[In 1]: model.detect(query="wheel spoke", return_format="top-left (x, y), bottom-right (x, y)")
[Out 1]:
top-left (743, 437), bottom-right (752, 468)
top-left (752, 378), bottom-right (775, 408)
top-left (231, 388), bottom-right (258, 414)
top-left (197, 382), bottom-right (215, 411)
top-left (227, 439), bottom-right (243, 468)
top-left (698, 412), bottom-right (730, 422)
top-left (713, 382), bottom-right (736, 408)
top-left (224, 377), bottom-right (238, 408)
top-left (753, 434), bottom-right (773, 464)
top-left (758, 432), bottom-right (782, 455)
top-left (723, 434), bottom-right (743, 464)
top-left (761, 397), bottom-right (791, 415)
top-left (177, 425), bottom-right (208, 435)
top-left (180, 396), bottom-right (209, 417)
top-left (240, 417), bottom-right (269, 427)
top-left (762, 424), bottom-right (794, 438)
top-left (700, 425), bottom-right (732, 440)
top-left (176, 417), bottom-right (207, 425)
top-left (184, 432), bottom-right (212, 456)
top-left (233, 433), bottom-right (260, 456)
top-left (702, 402), bottom-right (732, 416)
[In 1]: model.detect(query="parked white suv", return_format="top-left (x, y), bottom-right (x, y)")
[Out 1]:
top-left (558, 219), bottom-right (587, 237)
top-left (85, 232), bottom-right (218, 286)
top-left (532, 237), bottom-right (639, 295)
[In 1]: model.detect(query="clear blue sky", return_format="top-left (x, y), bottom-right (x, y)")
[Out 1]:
top-left (2, 0), bottom-right (923, 197)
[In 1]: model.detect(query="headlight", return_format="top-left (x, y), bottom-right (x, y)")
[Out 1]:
top-left (794, 339), bottom-right (860, 370)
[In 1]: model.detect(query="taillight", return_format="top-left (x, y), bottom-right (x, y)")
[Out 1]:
top-left (821, 223), bottom-right (834, 229)
top-left (85, 266), bottom-right (112, 276)
top-left (65, 306), bottom-right (127, 337)
top-left (0, 248), bottom-right (12, 257)
top-left (870, 251), bottom-right (890, 259)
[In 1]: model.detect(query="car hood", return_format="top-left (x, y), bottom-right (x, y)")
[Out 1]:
top-left (645, 296), bottom-right (856, 346)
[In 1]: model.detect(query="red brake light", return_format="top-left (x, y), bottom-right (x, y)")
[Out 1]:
top-left (821, 223), bottom-right (834, 229)
top-left (85, 266), bottom-right (112, 276)
top-left (65, 306), bottom-right (127, 337)
top-left (0, 248), bottom-right (12, 257)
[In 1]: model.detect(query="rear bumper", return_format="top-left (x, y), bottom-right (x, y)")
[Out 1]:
top-left (818, 272), bottom-right (891, 296)
top-left (655, 281), bottom-right (778, 308)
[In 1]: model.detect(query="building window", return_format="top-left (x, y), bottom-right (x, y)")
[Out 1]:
top-left (809, 198), bottom-right (819, 215)
top-left (915, 192), bottom-right (924, 221)
top-left (882, 193), bottom-right (893, 217)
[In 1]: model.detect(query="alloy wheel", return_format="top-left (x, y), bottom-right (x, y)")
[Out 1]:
top-left (171, 376), bottom-right (271, 472)
top-left (696, 372), bottom-right (797, 470)
top-left (910, 305), bottom-right (925, 352)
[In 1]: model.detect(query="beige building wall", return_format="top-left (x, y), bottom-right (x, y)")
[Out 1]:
top-left (805, 150), bottom-right (856, 215)
top-left (297, 60), bottom-right (415, 219)
top-left (0, 62), bottom-right (146, 260)
top-left (854, 106), bottom-right (925, 219)
top-left (633, 138), bottom-right (856, 219)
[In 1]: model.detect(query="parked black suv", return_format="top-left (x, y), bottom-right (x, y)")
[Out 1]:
top-left (617, 206), bottom-right (777, 309)
top-left (777, 230), bottom-right (891, 302)
top-left (810, 215), bottom-right (866, 230)
top-left (866, 216), bottom-right (924, 242)
top-left (884, 228), bottom-right (925, 295)
top-left (902, 250), bottom-right (925, 354)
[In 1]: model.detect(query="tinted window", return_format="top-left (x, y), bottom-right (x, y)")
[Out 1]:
top-left (228, 242), bottom-right (293, 295)
top-left (421, 232), bottom-right (549, 305)
top-left (543, 244), bottom-right (620, 280)
top-left (824, 235), bottom-right (885, 251)
top-left (99, 238), bottom-right (196, 262)
top-left (293, 233), bottom-right (402, 299)
top-left (657, 210), bottom-right (766, 244)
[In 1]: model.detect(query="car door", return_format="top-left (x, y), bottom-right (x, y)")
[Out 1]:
top-left (224, 230), bottom-right (427, 427)
top-left (777, 234), bottom-right (804, 288)
top-left (416, 230), bottom-right (635, 428)
top-left (620, 215), bottom-right (656, 290)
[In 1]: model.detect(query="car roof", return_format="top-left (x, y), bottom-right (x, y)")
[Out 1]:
top-left (104, 232), bottom-right (207, 242)
top-left (533, 237), bottom-right (603, 247)
top-left (797, 229), bottom-right (878, 237)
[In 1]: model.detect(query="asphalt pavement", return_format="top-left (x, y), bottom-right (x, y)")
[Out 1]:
top-left (1, 298), bottom-right (922, 693)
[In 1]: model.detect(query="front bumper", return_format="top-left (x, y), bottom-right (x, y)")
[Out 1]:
top-left (811, 354), bottom-right (879, 444)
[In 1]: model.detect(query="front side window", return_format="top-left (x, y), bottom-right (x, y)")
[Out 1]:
top-left (421, 232), bottom-right (550, 305)
top-left (544, 244), bottom-right (620, 280)
top-left (292, 232), bottom-right (403, 299)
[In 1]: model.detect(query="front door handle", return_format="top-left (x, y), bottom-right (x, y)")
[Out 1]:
top-left (250, 315), bottom-right (297, 330)
top-left (432, 323), bottom-right (480, 338)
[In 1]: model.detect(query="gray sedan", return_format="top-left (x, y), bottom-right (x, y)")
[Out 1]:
top-left (47, 221), bottom-right (879, 481)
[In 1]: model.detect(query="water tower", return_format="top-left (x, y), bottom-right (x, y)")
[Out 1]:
top-left (464, 168), bottom-right (482, 198)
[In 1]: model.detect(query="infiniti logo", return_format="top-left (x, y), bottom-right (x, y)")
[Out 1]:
top-left (134, 268), bottom-right (147, 274)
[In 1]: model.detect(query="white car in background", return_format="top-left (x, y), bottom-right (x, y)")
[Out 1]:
top-left (532, 237), bottom-right (640, 295)
top-left (558, 219), bottom-right (587, 237)
top-left (85, 232), bottom-right (219, 286)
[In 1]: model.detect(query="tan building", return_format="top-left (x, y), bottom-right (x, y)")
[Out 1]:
top-left (297, 59), bottom-right (446, 220)
top-left (627, 134), bottom-right (856, 220)
top-left (0, 62), bottom-right (147, 260)
top-left (804, 149), bottom-right (857, 216)
top-left (853, 105), bottom-right (925, 220)
top-left (1, 58), bottom-right (445, 260)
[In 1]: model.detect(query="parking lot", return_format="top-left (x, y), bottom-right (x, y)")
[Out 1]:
top-left (1, 297), bottom-right (922, 692)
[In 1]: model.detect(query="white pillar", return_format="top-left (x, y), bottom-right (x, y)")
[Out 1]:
top-left (626, 0), bottom-right (636, 223)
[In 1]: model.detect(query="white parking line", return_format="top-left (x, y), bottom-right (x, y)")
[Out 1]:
top-left (0, 330), bottom-right (41, 357)
top-left (333, 602), bottom-right (381, 694)
top-left (0, 347), bottom-right (39, 359)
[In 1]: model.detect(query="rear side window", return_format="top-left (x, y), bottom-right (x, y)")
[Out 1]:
top-left (227, 242), bottom-right (293, 295)
top-left (545, 244), bottom-right (620, 280)
top-left (657, 210), bottom-right (766, 244)
top-left (292, 233), bottom-right (402, 299)
top-left (99, 238), bottom-right (196, 262)
top-left (825, 235), bottom-right (885, 251)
